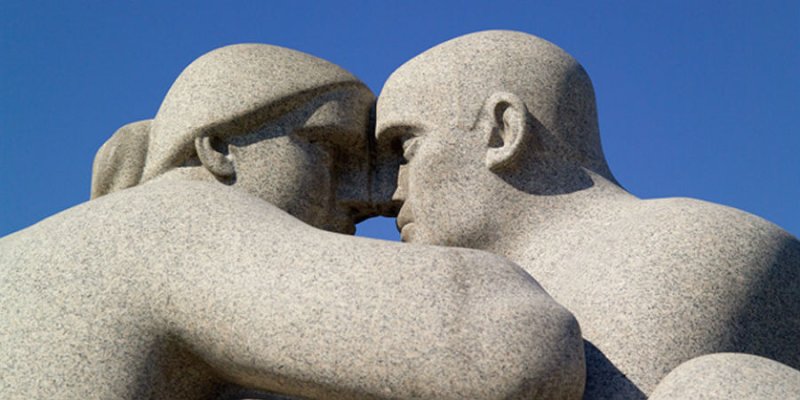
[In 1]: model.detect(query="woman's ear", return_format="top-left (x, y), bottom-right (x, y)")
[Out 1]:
top-left (194, 136), bottom-right (235, 178)
top-left (479, 92), bottom-right (530, 172)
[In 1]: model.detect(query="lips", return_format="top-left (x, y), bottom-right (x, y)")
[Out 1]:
top-left (396, 204), bottom-right (415, 241)
top-left (396, 204), bottom-right (414, 230)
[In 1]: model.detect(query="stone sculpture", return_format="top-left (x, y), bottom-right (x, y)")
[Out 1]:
top-left (376, 30), bottom-right (800, 399)
top-left (648, 353), bottom-right (800, 400)
top-left (1, 43), bottom-right (585, 399)
top-left (91, 119), bottom-right (152, 199)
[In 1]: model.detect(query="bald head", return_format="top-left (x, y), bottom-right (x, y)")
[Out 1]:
top-left (378, 30), bottom-right (613, 180)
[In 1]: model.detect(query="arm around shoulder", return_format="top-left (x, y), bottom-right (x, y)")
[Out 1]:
top-left (162, 223), bottom-right (585, 399)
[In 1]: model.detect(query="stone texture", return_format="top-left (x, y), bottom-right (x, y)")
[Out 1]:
top-left (648, 353), bottom-right (800, 399)
top-left (1, 42), bottom-right (586, 400)
top-left (0, 180), bottom-right (585, 400)
top-left (143, 43), bottom-right (379, 232)
top-left (376, 30), bottom-right (800, 399)
top-left (143, 44), bottom-right (367, 183)
top-left (91, 119), bottom-right (152, 199)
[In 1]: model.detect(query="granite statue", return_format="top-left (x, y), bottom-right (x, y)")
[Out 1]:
top-left (376, 30), bottom-right (800, 399)
top-left (648, 353), bottom-right (800, 400)
top-left (0, 43), bottom-right (585, 399)
top-left (5, 30), bottom-right (798, 400)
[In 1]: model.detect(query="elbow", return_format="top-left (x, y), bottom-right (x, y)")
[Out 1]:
top-left (444, 255), bottom-right (586, 400)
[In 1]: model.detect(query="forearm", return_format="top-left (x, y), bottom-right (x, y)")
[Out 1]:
top-left (166, 236), bottom-right (583, 399)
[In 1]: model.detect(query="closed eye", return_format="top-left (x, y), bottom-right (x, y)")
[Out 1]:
top-left (378, 125), bottom-right (423, 164)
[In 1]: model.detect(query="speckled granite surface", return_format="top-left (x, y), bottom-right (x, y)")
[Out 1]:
top-left (376, 30), bottom-right (800, 399)
top-left (649, 353), bottom-right (800, 399)
top-left (4, 31), bottom-right (797, 400)
top-left (1, 42), bottom-right (585, 399)
top-left (0, 180), bottom-right (585, 399)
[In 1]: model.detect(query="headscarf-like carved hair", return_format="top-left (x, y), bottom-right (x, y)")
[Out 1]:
top-left (141, 43), bottom-right (371, 182)
top-left (90, 43), bottom-right (372, 198)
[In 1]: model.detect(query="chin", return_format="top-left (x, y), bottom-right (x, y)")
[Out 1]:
top-left (401, 225), bottom-right (446, 246)
top-left (400, 223), bottom-right (417, 243)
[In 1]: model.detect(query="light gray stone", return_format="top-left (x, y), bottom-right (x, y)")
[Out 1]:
top-left (648, 353), bottom-right (800, 399)
top-left (376, 30), bottom-right (800, 399)
top-left (1, 42), bottom-right (586, 400)
top-left (144, 43), bottom-right (378, 232)
top-left (1, 181), bottom-right (585, 400)
top-left (91, 119), bottom-right (152, 199)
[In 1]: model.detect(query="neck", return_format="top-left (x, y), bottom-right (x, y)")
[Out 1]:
top-left (473, 169), bottom-right (632, 261)
top-left (145, 164), bottom-right (220, 186)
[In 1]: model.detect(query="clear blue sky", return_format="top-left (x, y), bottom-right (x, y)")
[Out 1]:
top-left (1, 1), bottom-right (798, 240)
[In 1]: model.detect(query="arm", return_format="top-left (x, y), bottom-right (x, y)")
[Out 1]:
top-left (160, 198), bottom-right (584, 399)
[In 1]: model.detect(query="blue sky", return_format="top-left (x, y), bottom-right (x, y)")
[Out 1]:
top-left (1, 1), bottom-right (798, 240)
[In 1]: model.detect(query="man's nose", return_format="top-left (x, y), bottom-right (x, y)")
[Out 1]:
top-left (391, 165), bottom-right (408, 202)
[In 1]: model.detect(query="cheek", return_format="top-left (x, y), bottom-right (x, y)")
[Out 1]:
top-left (411, 139), bottom-right (474, 197)
top-left (236, 139), bottom-right (331, 209)
top-left (408, 140), bottom-right (485, 245)
top-left (408, 151), bottom-right (460, 230)
top-left (290, 142), bottom-right (336, 222)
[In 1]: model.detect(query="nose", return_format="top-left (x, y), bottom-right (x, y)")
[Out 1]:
top-left (370, 145), bottom-right (403, 217)
top-left (392, 165), bottom-right (408, 202)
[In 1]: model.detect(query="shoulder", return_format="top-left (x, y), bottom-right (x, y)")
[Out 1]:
top-left (571, 196), bottom-right (800, 292)
top-left (0, 180), bottom-right (300, 265)
top-left (625, 197), bottom-right (798, 260)
top-left (649, 353), bottom-right (800, 399)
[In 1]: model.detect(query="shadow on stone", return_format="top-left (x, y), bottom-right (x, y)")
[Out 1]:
top-left (583, 340), bottom-right (646, 400)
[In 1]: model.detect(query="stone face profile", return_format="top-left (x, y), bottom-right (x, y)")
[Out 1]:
top-left (376, 30), bottom-right (800, 399)
top-left (0, 42), bottom-right (585, 399)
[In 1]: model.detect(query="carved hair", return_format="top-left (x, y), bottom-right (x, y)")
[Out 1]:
top-left (142, 43), bottom-right (371, 182)
top-left (91, 44), bottom-right (372, 197)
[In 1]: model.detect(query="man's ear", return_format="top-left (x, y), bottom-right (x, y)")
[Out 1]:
top-left (479, 92), bottom-right (530, 172)
top-left (194, 136), bottom-right (235, 178)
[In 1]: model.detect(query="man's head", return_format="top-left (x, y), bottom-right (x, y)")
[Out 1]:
top-left (376, 30), bottom-right (615, 245)
top-left (132, 43), bottom-right (374, 233)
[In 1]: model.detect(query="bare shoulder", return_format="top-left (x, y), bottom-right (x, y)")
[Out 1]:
top-left (626, 197), bottom-right (799, 265)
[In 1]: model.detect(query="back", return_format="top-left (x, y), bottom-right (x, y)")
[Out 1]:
top-left (520, 196), bottom-right (800, 398)
top-left (1, 185), bottom-right (176, 399)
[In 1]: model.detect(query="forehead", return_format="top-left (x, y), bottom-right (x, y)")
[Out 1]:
top-left (225, 86), bottom-right (373, 148)
top-left (306, 88), bottom-right (370, 124)
top-left (376, 63), bottom-right (461, 141)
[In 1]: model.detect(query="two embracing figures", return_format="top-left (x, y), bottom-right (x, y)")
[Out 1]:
top-left (2, 31), bottom-right (798, 399)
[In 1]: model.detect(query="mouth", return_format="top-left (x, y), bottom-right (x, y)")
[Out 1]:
top-left (399, 223), bottom-right (416, 242)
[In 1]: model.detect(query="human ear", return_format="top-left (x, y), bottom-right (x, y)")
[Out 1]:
top-left (480, 92), bottom-right (529, 172)
top-left (194, 136), bottom-right (235, 178)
